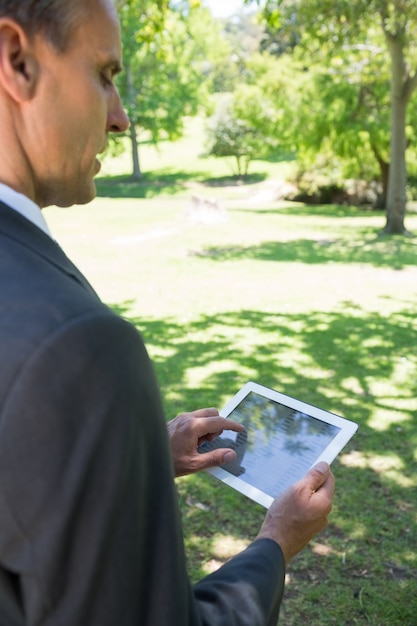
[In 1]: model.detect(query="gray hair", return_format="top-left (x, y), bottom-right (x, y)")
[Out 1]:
top-left (0, 0), bottom-right (89, 51)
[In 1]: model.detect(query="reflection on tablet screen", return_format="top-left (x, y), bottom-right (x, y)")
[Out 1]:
top-left (201, 391), bottom-right (341, 499)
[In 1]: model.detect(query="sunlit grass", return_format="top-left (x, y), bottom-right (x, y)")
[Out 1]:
top-left (44, 127), bottom-right (417, 625)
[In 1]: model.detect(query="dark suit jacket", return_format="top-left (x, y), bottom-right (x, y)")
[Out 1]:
top-left (0, 200), bottom-right (285, 625)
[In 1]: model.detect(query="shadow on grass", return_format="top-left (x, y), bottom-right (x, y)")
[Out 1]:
top-left (238, 203), bottom-right (380, 219)
top-left (95, 171), bottom-right (268, 199)
top-left (109, 302), bottom-right (416, 433)
top-left (96, 172), bottom-right (201, 198)
top-left (190, 232), bottom-right (417, 269)
top-left (109, 300), bottom-right (416, 622)
top-left (203, 172), bottom-right (267, 187)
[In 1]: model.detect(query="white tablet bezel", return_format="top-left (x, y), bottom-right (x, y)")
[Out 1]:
top-left (205, 381), bottom-right (358, 508)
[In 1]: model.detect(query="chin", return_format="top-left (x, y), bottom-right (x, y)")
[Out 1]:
top-left (78, 185), bottom-right (97, 206)
top-left (40, 175), bottom-right (97, 208)
top-left (62, 182), bottom-right (97, 207)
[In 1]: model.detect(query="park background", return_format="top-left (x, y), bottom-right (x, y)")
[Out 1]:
top-left (47, 1), bottom-right (416, 624)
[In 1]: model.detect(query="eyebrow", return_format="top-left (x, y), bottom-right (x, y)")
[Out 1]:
top-left (109, 60), bottom-right (123, 76)
top-left (98, 54), bottom-right (123, 76)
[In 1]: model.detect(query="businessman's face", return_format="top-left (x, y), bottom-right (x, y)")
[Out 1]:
top-left (28, 0), bottom-right (129, 208)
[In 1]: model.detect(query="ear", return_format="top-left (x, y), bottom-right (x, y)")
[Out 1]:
top-left (0, 19), bottom-right (39, 102)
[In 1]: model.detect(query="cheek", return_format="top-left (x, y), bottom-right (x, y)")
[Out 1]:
top-left (37, 78), bottom-right (107, 169)
top-left (65, 80), bottom-right (107, 137)
top-left (71, 114), bottom-right (105, 166)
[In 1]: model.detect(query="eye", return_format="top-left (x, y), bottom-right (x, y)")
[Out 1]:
top-left (100, 71), bottom-right (113, 88)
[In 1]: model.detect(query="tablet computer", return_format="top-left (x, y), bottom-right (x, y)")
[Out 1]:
top-left (199, 381), bottom-right (358, 508)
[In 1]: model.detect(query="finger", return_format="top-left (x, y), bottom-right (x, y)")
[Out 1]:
top-left (195, 416), bottom-right (244, 437)
top-left (305, 461), bottom-right (331, 492)
top-left (220, 418), bottom-right (245, 433)
top-left (316, 469), bottom-right (335, 501)
top-left (190, 408), bottom-right (220, 418)
top-left (205, 417), bottom-right (245, 433)
top-left (196, 448), bottom-right (237, 471)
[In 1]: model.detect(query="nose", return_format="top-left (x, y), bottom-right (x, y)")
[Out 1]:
top-left (107, 90), bottom-right (130, 134)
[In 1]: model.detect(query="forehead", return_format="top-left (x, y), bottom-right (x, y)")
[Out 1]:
top-left (68, 0), bottom-right (121, 60)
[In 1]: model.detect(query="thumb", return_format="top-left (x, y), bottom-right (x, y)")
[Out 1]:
top-left (306, 461), bottom-right (331, 492)
top-left (199, 448), bottom-right (237, 470)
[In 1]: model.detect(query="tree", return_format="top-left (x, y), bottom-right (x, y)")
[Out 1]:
top-left (206, 84), bottom-right (279, 176)
top-left (251, 0), bottom-right (417, 234)
top-left (286, 35), bottom-right (393, 207)
top-left (206, 106), bottom-right (255, 177)
top-left (117, 1), bottom-right (216, 178)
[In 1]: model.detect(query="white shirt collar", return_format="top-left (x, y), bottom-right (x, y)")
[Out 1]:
top-left (0, 183), bottom-right (52, 238)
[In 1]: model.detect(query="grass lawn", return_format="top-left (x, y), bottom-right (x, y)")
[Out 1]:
top-left (44, 126), bottom-right (417, 626)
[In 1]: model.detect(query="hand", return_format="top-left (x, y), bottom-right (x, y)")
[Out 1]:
top-left (167, 408), bottom-right (245, 477)
top-left (256, 462), bottom-right (335, 565)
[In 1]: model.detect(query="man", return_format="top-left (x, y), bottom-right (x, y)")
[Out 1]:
top-left (0, 1), bottom-right (335, 624)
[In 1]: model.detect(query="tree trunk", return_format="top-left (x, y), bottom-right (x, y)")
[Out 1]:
top-left (379, 159), bottom-right (389, 210)
top-left (370, 143), bottom-right (389, 209)
top-left (130, 123), bottom-right (142, 180)
top-left (235, 155), bottom-right (243, 177)
top-left (382, 38), bottom-right (408, 234)
top-left (126, 65), bottom-right (142, 180)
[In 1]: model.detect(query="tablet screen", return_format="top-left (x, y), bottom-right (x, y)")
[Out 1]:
top-left (199, 382), bottom-right (358, 508)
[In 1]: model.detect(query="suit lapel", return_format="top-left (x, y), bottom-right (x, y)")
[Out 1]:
top-left (0, 200), bottom-right (99, 298)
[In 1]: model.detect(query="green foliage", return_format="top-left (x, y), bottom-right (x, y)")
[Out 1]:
top-left (243, 52), bottom-right (302, 149)
top-left (205, 87), bottom-right (279, 176)
top-left (118, 3), bottom-right (204, 140)
top-left (205, 105), bottom-right (255, 177)
top-left (183, 8), bottom-right (240, 95)
top-left (251, 0), bottom-right (417, 231)
top-left (114, 0), bottom-right (417, 228)
top-left (115, 1), bottom-right (230, 175)
top-left (249, 22), bottom-right (394, 184)
top-left (220, 12), bottom-right (265, 75)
